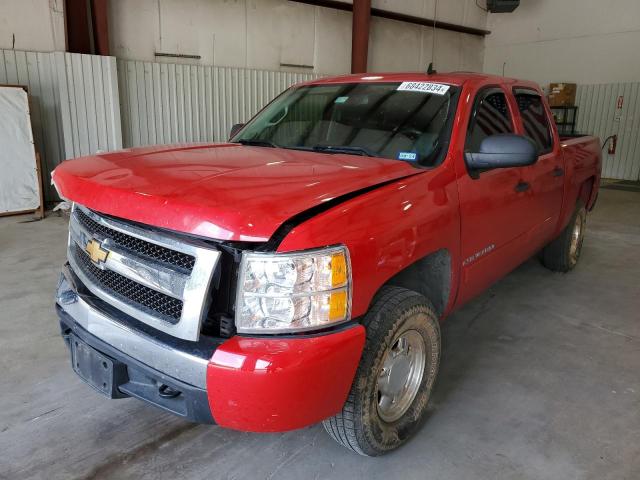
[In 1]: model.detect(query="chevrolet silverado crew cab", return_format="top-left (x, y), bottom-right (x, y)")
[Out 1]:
top-left (52, 72), bottom-right (601, 456)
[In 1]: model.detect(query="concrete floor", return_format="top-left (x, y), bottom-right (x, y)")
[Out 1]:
top-left (1, 188), bottom-right (639, 480)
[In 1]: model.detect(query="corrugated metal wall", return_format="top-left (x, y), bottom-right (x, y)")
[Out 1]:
top-left (576, 83), bottom-right (640, 181)
top-left (0, 50), bottom-right (122, 201)
top-left (117, 60), bottom-right (321, 147)
top-left (55, 52), bottom-right (122, 161)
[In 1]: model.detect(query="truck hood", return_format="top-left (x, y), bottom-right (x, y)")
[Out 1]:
top-left (52, 143), bottom-right (419, 242)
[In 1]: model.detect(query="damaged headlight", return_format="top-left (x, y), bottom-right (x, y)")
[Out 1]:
top-left (235, 246), bottom-right (351, 334)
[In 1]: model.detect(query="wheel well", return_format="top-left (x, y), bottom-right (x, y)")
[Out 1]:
top-left (579, 177), bottom-right (595, 209)
top-left (383, 249), bottom-right (451, 316)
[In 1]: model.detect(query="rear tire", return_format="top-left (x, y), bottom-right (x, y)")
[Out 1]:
top-left (542, 202), bottom-right (587, 272)
top-left (322, 286), bottom-right (440, 456)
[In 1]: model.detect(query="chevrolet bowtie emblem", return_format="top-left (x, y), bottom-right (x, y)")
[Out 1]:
top-left (85, 239), bottom-right (110, 264)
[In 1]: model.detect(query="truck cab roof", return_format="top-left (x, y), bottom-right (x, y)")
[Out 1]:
top-left (302, 71), bottom-right (541, 91)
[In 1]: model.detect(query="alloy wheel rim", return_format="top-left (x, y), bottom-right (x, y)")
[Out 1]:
top-left (569, 213), bottom-right (585, 265)
top-left (376, 329), bottom-right (426, 423)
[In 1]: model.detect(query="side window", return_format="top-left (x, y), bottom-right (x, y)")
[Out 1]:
top-left (514, 90), bottom-right (553, 154)
top-left (466, 90), bottom-right (514, 152)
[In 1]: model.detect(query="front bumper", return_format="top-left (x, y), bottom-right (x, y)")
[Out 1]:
top-left (58, 306), bottom-right (215, 423)
top-left (57, 266), bottom-right (365, 431)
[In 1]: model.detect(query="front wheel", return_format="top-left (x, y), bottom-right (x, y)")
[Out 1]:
top-left (322, 286), bottom-right (441, 456)
top-left (542, 202), bottom-right (587, 272)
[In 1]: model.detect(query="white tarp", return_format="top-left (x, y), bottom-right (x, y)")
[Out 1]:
top-left (0, 86), bottom-right (39, 213)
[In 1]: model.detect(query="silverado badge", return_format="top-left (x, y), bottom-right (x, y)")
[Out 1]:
top-left (85, 239), bottom-right (110, 264)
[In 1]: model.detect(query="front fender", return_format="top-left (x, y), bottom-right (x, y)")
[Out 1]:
top-left (276, 166), bottom-right (461, 319)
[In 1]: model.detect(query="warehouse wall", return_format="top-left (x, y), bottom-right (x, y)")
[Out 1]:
top-left (575, 83), bottom-right (640, 181)
top-left (0, 50), bottom-right (122, 201)
top-left (109, 0), bottom-right (488, 74)
top-left (483, 0), bottom-right (640, 88)
top-left (117, 60), bottom-right (319, 147)
top-left (483, 0), bottom-right (640, 181)
top-left (0, 0), bottom-right (65, 52)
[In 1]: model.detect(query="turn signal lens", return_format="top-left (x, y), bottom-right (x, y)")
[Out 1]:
top-left (331, 252), bottom-right (348, 287)
top-left (329, 290), bottom-right (348, 321)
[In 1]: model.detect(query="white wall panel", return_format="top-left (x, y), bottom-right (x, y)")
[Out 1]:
top-left (0, 87), bottom-right (40, 213)
top-left (0, 50), bottom-right (122, 201)
top-left (576, 83), bottom-right (640, 181)
top-left (0, 0), bottom-right (65, 52)
top-left (0, 49), bottom-right (63, 201)
top-left (118, 59), bottom-right (321, 147)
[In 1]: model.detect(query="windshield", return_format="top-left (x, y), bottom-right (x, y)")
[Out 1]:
top-left (232, 82), bottom-right (457, 165)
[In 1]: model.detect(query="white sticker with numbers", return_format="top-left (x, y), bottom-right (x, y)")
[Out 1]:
top-left (397, 82), bottom-right (450, 95)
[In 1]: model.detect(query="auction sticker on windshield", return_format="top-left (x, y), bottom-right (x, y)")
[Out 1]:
top-left (397, 82), bottom-right (450, 95)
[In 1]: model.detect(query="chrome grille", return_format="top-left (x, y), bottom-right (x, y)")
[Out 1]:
top-left (75, 209), bottom-right (195, 271)
top-left (67, 205), bottom-right (220, 341)
top-left (73, 244), bottom-right (183, 322)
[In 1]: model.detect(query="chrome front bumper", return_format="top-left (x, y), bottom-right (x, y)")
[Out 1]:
top-left (56, 265), bottom-right (211, 389)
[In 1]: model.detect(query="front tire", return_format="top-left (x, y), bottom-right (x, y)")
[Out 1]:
top-left (323, 286), bottom-right (441, 456)
top-left (542, 202), bottom-right (587, 272)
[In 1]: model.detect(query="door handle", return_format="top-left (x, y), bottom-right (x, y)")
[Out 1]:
top-left (514, 181), bottom-right (530, 192)
top-left (552, 167), bottom-right (564, 177)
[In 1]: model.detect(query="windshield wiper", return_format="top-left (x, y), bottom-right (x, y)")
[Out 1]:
top-left (236, 139), bottom-right (278, 148)
top-left (311, 145), bottom-right (375, 157)
top-left (236, 141), bottom-right (376, 157)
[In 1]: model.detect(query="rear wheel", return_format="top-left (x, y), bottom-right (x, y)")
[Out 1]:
top-left (542, 202), bottom-right (587, 272)
top-left (322, 286), bottom-right (440, 456)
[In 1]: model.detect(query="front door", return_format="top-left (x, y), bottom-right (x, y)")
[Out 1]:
top-left (455, 87), bottom-right (538, 306)
top-left (513, 88), bottom-right (565, 244)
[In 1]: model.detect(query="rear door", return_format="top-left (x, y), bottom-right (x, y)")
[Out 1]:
top-left (455, 87), bottom-right (538, 306)
top-left (513, 88), bottom-right (565, 243)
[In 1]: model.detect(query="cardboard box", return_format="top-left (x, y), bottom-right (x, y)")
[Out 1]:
top-left (548, 83), bottom-right (577, 107)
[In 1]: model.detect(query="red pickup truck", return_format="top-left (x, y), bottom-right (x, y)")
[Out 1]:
top-left (53, 72), bottom-right (601, 456)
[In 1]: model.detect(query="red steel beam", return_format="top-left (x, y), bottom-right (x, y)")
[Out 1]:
top-left (64, 0), bottom-right (110, 55)
top-left (351, 0), bottom-right (371, 73)
top-left (91, 0), bottom-right (110, 56)
top-left (65, 0), bottom-right (92, 54)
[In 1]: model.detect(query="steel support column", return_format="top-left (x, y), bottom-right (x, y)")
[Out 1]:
top-left (65, 0), bottom-right (92, 54)
top-left (351, 0), bottom-right (371, 73)
top-left (65, 0), bottom-right (110, 55)
top-left (91, 0), bottom-right (110, 56)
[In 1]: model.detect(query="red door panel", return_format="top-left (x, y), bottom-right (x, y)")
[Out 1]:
top-left (513, 89), bottom-right (565, 244)
top-left (454, 86), bottom-right (538, 307)
top-left (456, 166), bottom-right (534, 305)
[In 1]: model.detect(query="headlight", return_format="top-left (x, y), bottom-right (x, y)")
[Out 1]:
top-left (235, 246), bottom-right (351, 334)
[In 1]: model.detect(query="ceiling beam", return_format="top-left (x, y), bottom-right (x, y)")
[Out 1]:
top-left (289, 0), bottom-right (491, 37)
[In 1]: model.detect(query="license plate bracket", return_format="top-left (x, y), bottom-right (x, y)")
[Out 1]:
top-left (70, 334), bottom-right (128, 398)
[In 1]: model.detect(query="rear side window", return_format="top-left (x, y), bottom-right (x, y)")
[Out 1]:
top-left (466, 90), bottom-right (513, 152)
top-left (514, 90), bottom-right (553, 154)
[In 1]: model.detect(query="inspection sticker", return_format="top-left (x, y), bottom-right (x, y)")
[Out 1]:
top-left (397, 82), bottom-right (450, 95)
top-left (398, 152), bottom-right (418, 161)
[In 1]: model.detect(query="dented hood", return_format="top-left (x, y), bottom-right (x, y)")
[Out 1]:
top-left (52, 143), bottom-right (419, 242)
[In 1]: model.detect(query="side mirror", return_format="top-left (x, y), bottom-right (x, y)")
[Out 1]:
top-left (465, 134), bottom-right (538, 170)
top-left (229, 123), bottom-right (245, 140)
